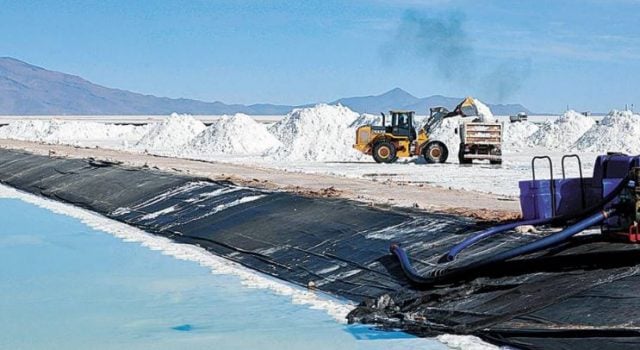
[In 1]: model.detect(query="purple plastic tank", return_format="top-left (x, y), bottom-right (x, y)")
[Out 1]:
top-left (519, 154), bottom-right (640, 221)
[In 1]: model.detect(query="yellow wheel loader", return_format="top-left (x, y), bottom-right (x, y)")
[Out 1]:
top-left (353, 110), bottom-right (446, 164)
top-left (353, 97), bottom-right (501, 164)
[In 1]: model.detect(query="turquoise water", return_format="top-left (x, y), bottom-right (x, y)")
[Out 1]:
top-left (0, 198), bottom-right (446, 349)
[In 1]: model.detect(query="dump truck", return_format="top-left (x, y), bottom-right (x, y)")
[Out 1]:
top-left (457, 121), bottom-right (503, 164)
top-left (353, 96), bottom-right (503, 164)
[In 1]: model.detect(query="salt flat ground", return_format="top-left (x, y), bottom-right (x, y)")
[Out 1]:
top-left (0, 110), bottom-right (618, 209)
top-left (191, 148), bottom-right (600, 197)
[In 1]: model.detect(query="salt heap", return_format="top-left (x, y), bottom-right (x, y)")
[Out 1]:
top-left (0, 120), bottom-right (53, 141)
top-left (574, 110), bottom-right (640, 153)
top-left (502, 121), bottom-right (539, 150)
top-left (268, 104), bottom-right (364, 162)
top-left (473, 98), bottom-right (496, 122)
top-left (0, 119), bottom-right (148, 147)
top-left (135, 113), bottom-right (206, 152)
top-left (349, 113), bottom-right (381, 128)
top-left (530, 110), bottom-right (595, 149)
top-left (189, 114), bottom-right (282, 155)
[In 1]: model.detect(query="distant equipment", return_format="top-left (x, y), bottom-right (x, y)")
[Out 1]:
top-left (509, 112), bottom-right (528, 123)
top-left (353, 97), bottom-right (503, 165)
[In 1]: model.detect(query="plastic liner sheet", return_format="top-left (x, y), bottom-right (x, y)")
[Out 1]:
top-left (2, 149), bottom-right (640, 349)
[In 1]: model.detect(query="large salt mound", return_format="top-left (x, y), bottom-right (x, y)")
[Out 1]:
top-left (268, 104), bottom-right (363, 162)
top-left (189, 114), bottom-right (282, 155)
top-left (574, 110), bottom-right (640, 153)
top-left (530, 110), bottom-right (595, 149)
top-left (135, 113), bottom-right (206, 152)
top-left (503, 121), bottom-right (539, 150)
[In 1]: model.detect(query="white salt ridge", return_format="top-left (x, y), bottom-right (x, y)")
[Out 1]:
top-left (437, 334), bottom-right (498, 350)
top-left (0, 119), bottom-right (148, 147)
top-left (503, 121), bottom-right (539, 151)
top-left (0, 120), bottom-right (52, 140)
top-left (189, 113), bottom-right (281, 155)
top-left (268, 104), bottom-right (366, 162)
top-left (530, 110), bottom-right (595, 150)
top-left (135, 113), bottom-right (206, 152)
top-left (574, 110), bottom-right (640, 153)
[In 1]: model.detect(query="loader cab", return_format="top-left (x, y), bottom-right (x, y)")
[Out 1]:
top-left (382, 110), bottom-right (416, 141)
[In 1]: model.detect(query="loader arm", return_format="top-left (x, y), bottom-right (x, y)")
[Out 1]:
top-left (424, 96), bottom-right (479, 133)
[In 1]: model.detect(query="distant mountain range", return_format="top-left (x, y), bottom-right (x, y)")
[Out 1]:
top-left (0, 57), bottom-right (531, 116)
top-left (332, 88), bottom-right (530, 115)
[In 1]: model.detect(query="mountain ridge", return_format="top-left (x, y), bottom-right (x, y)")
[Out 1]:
top-left (0, 57), bottom-right (531, 115)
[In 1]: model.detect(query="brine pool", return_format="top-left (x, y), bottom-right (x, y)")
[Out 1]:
top-left (0, 194), bottom-right (455, 350)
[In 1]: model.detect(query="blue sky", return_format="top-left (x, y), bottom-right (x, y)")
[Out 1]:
top-left (1, 0), bottom-right (639, 112)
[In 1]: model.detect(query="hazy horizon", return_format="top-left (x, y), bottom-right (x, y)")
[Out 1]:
top-left (2, 0), bottom-right (639, 112)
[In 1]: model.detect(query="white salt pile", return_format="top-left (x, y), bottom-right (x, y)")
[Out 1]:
top-left (0, 120), bottom-right (52, 141)
top-left (502, 121), bottom-right (539, 150)
top-left (135, 113), bottom-right (206, 152)
top-left (349, 113), bottom-right (381, 128)
top-left (574, 110), bottom-right (640, 153)
top-left (529, 110), bottom-right (595, 149)
top-left (0, 119), bottom-right (148, 147)
top-left (268, 104), bottom-right (364, 162)
top-left (473, 98), bottom-right (496, 122)
top-left (188, 114), bottom-right (282, 155)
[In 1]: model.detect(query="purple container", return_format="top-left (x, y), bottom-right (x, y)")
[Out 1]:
top-left (519, 178), bottom-right (592, 220)
top-left (519, 179), bottom-right (556, 220)
top-left (519, 154), bottom-right (640, 221)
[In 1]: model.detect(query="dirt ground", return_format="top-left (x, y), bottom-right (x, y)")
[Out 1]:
top-left (0, 139), bottom-right (521, 221)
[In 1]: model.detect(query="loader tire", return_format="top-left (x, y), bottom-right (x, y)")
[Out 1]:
top-left (490, 159), bottom-right (503, 165)
top-left (373, 141), bottom-right (397, 164)
top-left (423, 141), bottom-right (448, 164)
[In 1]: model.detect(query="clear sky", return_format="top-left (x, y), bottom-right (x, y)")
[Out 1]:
top-left (1, 0), bottom-right (638, 112)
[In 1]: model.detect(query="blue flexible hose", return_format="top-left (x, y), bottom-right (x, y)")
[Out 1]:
top-left (392, 208), bottom-right (615, 287)
top-left (446, 218), bottom-right (551, 261)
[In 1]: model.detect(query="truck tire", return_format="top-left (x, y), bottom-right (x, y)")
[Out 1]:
top-left (458, 147), bottom-right (472, 164)
top-left (373, 141), bottom-right (397, 164)
top-left (423, 141), bottom-right (448, 164)
top-left (490, 159), bottom-right (503, 165)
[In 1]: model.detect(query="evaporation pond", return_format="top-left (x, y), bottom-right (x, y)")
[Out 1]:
top-left (0, 198), bottom-right (447, 349)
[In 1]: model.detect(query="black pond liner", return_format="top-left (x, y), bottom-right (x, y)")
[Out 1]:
top-left (1, 148), bottom-right (640, 350)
